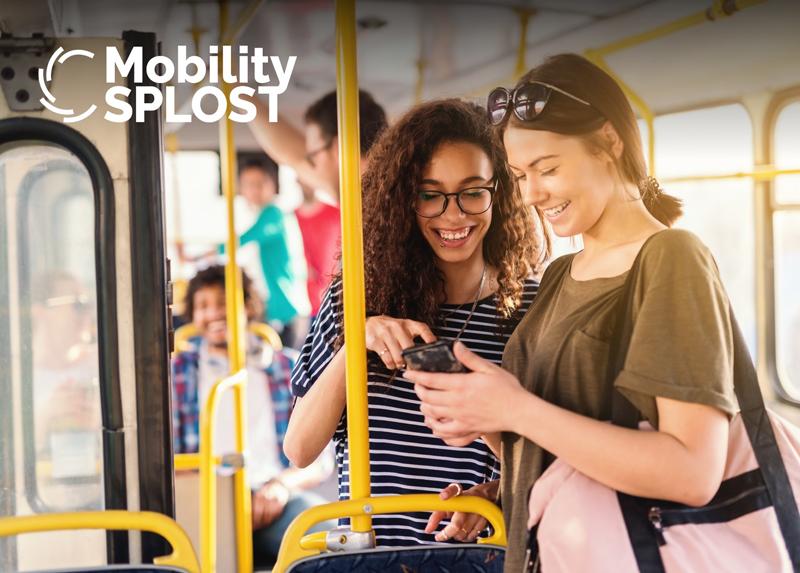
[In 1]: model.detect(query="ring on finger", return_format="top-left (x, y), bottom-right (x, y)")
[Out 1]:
top-left (450, 483), bottom-right (463, 497)
top-left (379, 348), bottom-right (389, 356)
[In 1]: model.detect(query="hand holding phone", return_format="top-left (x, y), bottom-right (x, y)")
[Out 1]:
top-left (402, 340), bottom-right (468, 373)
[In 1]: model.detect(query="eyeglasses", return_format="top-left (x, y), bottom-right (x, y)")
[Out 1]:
top-left (487, 81), bottom-right (592, 126)
top-left (414, 182), bottom-right (496, 218)
top-left (305, 139), bottom-right (334, 167)
top-left (43, 294), bottom-right (93, 312)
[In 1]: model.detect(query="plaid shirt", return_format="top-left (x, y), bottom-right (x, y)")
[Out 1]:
top-left (171, 336), bottom-right (294, 469)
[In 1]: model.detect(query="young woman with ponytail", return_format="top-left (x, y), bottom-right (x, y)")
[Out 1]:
top-left (408, 54), bottom-right (738, 571)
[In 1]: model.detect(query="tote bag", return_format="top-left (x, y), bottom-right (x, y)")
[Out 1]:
top-left (526, 246), bottom-right (800, 573)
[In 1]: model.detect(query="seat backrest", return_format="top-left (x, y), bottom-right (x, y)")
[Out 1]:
top-left (286, 544), bottom-right (505, 573)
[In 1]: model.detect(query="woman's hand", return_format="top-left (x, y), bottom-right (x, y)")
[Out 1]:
top-left (365, 315), bottom-right (436, 370)
top-left (406, 342), bottom-right (525, 442)
top-left (425, 481), bottom-right (499, 542)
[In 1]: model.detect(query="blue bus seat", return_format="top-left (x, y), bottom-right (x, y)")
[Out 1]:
top-left (286, 544), bottom-right (505, 573)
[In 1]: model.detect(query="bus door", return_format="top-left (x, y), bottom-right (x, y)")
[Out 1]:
top-left (0, 31), bottom-right (173, 570)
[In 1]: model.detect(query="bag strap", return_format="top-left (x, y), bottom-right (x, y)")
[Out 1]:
top-left (607, 236), bottom-right (800, 569)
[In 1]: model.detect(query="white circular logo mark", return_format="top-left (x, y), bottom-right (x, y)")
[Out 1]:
top-left (39, 47), bottom-right (98, 123)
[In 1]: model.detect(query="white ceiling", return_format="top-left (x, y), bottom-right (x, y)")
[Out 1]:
top-left (2, 0), bottom-right (798, 149)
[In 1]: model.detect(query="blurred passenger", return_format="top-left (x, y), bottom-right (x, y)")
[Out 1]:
top-left (286, 100), bottom-right (549, 546)
top-left (171, 265), bottom-right (333, 567)
top-left (31, 270), bottom-right (101, 508)
top-left (247, 89), bottom-right (388, 200)
top-left (410, 54), bottom-right (739, 571)
top-left (235, 157), bottom-right (311, 348)
top-left (294, 179), bottom-right (341, 317)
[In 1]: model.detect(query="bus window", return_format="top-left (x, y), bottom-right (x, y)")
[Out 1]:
top-left (164, 149), bottom-right (222, 269)
top-left (775, 101), bottom-right (800, 205)
top-left (0, 142), bottom-right (105, 568)
top-left (774, 101), bottom-right (800, 400)
top-left (654, 104), bottom-right (757, 357)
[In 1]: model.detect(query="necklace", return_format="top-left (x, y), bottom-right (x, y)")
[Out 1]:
top-left (439, 263), bottom-right (487, 341)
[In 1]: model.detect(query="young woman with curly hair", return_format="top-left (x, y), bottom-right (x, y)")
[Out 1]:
top-left (286, 98), bottom-right (549, 546)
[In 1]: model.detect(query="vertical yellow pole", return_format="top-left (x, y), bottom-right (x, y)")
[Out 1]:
top-left (335, 0), bottom-right (372, 533)
top-left (513, 9), bottom-right (535, 78)
top-left (207, 2), bottom-right (252, 572)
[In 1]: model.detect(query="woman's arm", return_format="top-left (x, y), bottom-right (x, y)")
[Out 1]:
top-left (409, 342), bottom-right (729, 507)
top-left (284, 348), bottom-right (347, 468)
top-left (285, 314), bottom-right (437, 468)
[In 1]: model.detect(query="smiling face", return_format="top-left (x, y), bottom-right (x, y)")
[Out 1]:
top-left (191, 284), bottom-right (228, 347)
top-left (415, 141), bottom-right (494, 266)
top-left (503, 126), bottom-right (618, 238)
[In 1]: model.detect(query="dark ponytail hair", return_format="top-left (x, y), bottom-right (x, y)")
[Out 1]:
top-left (502, 54), bottom-right (682, 227)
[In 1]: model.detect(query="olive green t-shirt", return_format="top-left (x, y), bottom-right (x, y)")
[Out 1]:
top-left (500, 229), bottom-right (738, 573)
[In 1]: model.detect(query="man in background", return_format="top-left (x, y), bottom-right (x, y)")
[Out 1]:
top-left (247, 89), bottom-right (388, 200)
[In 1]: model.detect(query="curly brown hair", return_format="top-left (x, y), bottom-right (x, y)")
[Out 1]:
top-left (333, 98), bottom-right (549, 341)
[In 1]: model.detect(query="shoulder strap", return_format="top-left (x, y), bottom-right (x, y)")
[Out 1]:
top-left (608, 236), bottom-right (800, 567)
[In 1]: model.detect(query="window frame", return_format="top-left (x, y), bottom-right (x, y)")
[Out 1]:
top-left (0, 117), bottom-right (129, 561)
top-left (765, 88), bottom-right (800, 405)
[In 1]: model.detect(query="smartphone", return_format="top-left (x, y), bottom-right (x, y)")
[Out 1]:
top-left (402, 340), bottom-right (467, 373)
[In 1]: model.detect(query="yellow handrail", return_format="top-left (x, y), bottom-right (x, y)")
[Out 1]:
top-left (216, 1), bottom-right (252, 572)
top-left (272, 494), bottom-right (507, 572)
top-left (661, 166), bottom-right (800, 184)
top-left (174, 453), bottom-right (224, 472)
top-left (583, 0), bottom-right (767, 177)
top-left (173, 322), bottom-right (283, 355)
top-left (513, 8), bottom-right (535, 78)
top-left (582, 51), bottom-right (657, 176)
top-left (335, 0), bottom-right (372, 534)
top-left (199, 368), bottom-right (250, 573)
top-left (587, 0), bottom-right (767, 59)
top-left (0, 511), bottom-right (200, 573)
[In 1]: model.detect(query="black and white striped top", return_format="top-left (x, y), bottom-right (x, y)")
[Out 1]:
top-left (291, 277), bottom-right (539, 546)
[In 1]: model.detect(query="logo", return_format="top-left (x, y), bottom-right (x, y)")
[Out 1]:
top-left (39, 45), bottom-right (297, 124)
top-left (39, 47), bottom-right (98, 123)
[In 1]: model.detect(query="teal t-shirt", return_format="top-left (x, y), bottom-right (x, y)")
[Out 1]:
top-left (237, 204), bottom-right (309, 324)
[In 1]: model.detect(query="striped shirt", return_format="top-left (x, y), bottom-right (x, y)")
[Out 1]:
top-left (291, 278), bottom-right (539, 546)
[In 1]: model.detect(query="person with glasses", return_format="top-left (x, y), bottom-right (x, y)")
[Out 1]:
top-left (410, 54), bottom-right (738, 571)
top-left (286, 99), bottom-right (549, 546)
top-left (246, 89), bottom-right (388, 202)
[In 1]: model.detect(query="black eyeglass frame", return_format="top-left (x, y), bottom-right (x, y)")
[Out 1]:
top-left (413, 181), bottom-right (497, 219)
top-left (304, 139), bottom-right (334, 166)
top-left (488, 81), bottom-right (592, 126)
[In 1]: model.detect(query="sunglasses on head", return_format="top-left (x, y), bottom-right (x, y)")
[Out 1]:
top-left (487, 81), bottom-right (592, 126)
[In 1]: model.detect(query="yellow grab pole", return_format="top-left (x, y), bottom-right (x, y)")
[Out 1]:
top-left (584, 51), bottom-right (656, 177)
top-left (513, 9), bottom-right (535, 78)
top-left (0, 511), bottom-right (200, 573)
top-left (589, 0), bottom-right (767, 59)
top-left (216, 2), bottom-right (252, 572)
top-left (272, 493), bottom-right (507, 571)
top-left (335, 0), bottom-right (372, 533)
top-left (584, 0), bottom-right (768, 177)
top-left (199, 370), bottom-right (250, 573)
top-left (661, 167), bottom-right (800, 184)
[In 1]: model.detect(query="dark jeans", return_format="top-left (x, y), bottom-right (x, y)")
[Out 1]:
top-left (252, 491), bottom-right (334, 569)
